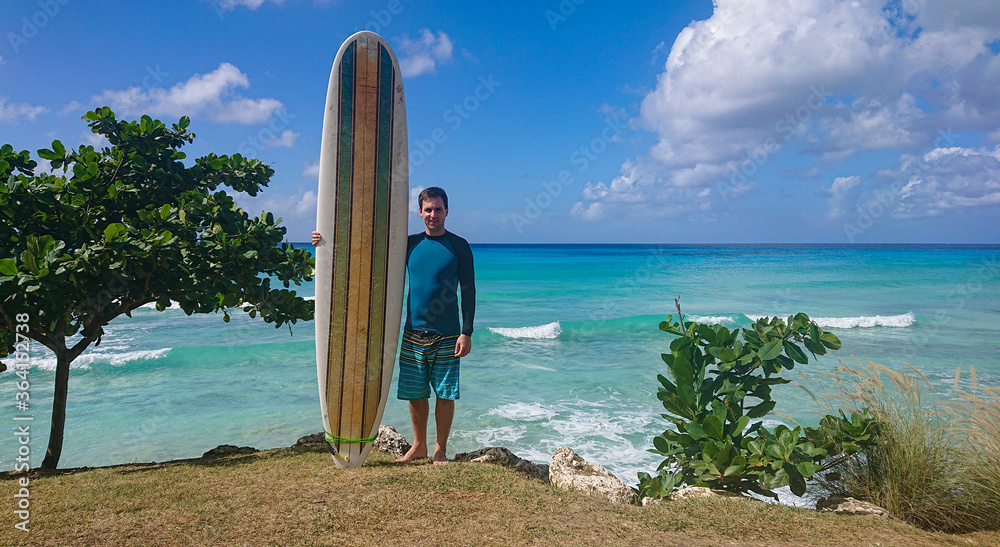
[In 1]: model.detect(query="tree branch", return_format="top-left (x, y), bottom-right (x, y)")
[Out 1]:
top-left (674, 296), bottom-right (686, 334)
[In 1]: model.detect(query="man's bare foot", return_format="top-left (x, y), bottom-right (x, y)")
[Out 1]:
top-left (432, 447), bottom-right (449, 465)
top-left (394, 445), bottom-right (427, 464)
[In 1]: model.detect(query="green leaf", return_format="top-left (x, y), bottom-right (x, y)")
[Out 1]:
top-left (730, 415), bottom-right (751, 437)
top-left (653, 435), bottom-right (670, 453)
top-left (703, 414), bottom-right (724, 440)
top-left (0, 258), bottom-right (17, 276)
top-left (796, 461), bottom-right (821, 478)
top-left (819, 331), bottom-right (842, 350)
top-left (788, 467), bottom-right (807, 496)
top-left (723, 455), bottom-right (747, 477)
top-left (758, 339), bottom-right (783, 361)
top-left (670, 353), bottom-right (696, 410)
top-left (104, 223), bottom-right (126, 242)
top-left (160, 203), bottom-right (171, 219)
top-left (803, 337), bottom-right (826, 356)
top-left (744, 438), bottom-right (765, 455)
top-left (684, 422), bottom-right (707, 440)
top-left (783, 341), bottom-right (809, 364)
top-left (809, 323), bottom-right (821, 344)
top-left (791, 313), bottom-right (810, 330)
top-left (746, 400), bottom-right (776, 419)
top-left (657, 374), bottom-right (677, 392)
top-left (20, 250), bottom-right (39, 275)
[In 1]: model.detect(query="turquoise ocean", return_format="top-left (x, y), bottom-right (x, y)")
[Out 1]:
top-left (3, 244), bottom-right (999, 491)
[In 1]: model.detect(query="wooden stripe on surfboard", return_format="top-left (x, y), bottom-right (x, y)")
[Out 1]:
top-left (325, 35), bottom-right (396, 456)
top-left (363, 45), bottom-right (396, 440)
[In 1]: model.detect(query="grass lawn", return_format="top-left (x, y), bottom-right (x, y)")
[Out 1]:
top-left (2, 445), bottom-right (998, 546)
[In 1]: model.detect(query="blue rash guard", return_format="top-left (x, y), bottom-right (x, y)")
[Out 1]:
top-left (404, 231), bottom-right (476, 336)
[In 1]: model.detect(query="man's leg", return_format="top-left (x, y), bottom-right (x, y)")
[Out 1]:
top-left (395, 331), bottom-right (433, 464)
top-left (429, 335), bottom-right (460, 464)
top-left (395, 399), bottom-right (429, 463)
top-left (433, 398), bottom-right (454, 464)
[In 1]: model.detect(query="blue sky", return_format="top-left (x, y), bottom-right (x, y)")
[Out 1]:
top-left (1, 0), bottom-right (999, 243)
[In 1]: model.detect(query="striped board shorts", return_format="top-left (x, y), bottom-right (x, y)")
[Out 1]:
top-left (397, 330), bottom-right (460, 400)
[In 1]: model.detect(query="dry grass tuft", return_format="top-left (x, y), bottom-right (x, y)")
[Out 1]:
top-left (813, 359), bottom-right (1000, 533)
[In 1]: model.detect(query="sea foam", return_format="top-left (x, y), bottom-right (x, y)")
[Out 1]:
top-left (745, 312), bottom-right (914, 328)
top-left (488, 322), bottom-right (561, 339)
top-left (813, 312), bottom-right (915, 328)
top-left (32, 348), bottom-right (171, 371)
top-left (688, 315), bottom-right (736, 324)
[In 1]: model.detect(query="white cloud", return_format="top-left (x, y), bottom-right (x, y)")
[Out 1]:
top-left (264, 129), bottom-right (299, 148)
top-left (0, 97), bottom-right (48, 123)
top-left (301, 160), bottom-right (320, 180)
top-left (215, 0), bottom-right (287, 10)
top-left (824, 175), bottom-right (862, 219)
top-left (60, 101), bottom-right (84, 116)
top-left (233, 188), bottom-right (317, 222)
top-left (397, 29), bottom-right (454, 77)
top-left (92, 62), bottom-right (283, 124)
top-left (576, 0), bottom-right (1000, 222)
top-left (570, 200), bottom-right (604, 221)
top-left (871, 145), bottom-right (1000, 218)
top-left (818, 94), bottom-right (924, 160)
top-left (409, 186), bottom-right (425, 215)
top-left (84, 131), bottom-right (110, 149)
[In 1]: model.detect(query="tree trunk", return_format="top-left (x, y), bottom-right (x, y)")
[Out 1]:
top-left (40, 347), bottom-right (72, 470)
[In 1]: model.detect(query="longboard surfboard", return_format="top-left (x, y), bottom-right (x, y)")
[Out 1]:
top-left (315, 31), bottom-right (407, 468)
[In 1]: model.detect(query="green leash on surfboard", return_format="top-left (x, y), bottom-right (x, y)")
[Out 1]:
top-left (324, 430), bottom-right (378, 445)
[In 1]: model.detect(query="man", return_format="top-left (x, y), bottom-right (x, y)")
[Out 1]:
top-left (312, 186), bottom-right (475, 464)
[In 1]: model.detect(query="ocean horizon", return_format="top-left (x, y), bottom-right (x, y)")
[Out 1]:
top-left (3, 243), bottom-right (998, 502)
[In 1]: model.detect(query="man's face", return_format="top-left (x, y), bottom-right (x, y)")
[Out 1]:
top-left (419, 196), bottom-right (448, 236)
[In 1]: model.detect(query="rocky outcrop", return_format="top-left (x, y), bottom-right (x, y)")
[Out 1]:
top-left (549, 447), bottom-right (635, 504)
top-left (294, 432), bottom-right (326, 446)
top-left (372, 425), bottom-right (411, 457)
top-left (202, 444), bottom-right (258, 458)
top-left (816, 495), bottom-right (890, 517)
top-left (453, 447), bottom-right (549, 482)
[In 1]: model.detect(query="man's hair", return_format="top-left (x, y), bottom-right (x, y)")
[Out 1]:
top-left (418, 187), bottom-right (448, 210)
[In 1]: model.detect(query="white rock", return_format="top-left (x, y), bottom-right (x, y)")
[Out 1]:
top-left (549, 446), bottom-right (635, 505)
top-left (816, 495), bottom-right (890, 517)
top-left (372, 425), bottom-right (411, 457)
top-left (668, 486), bottom-right (743, 501)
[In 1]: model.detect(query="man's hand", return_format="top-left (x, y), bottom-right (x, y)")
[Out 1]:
top-left (312, 231), bottom-right (322, 246)
top-left (455, 334), bottom-right (471, 358)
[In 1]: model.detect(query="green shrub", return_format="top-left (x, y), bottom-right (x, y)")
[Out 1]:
top-left (638, 312), bottom-right (877, 502)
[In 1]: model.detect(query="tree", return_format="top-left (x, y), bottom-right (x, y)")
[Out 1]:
top-left (0, 108), bottom-right (314, 469)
